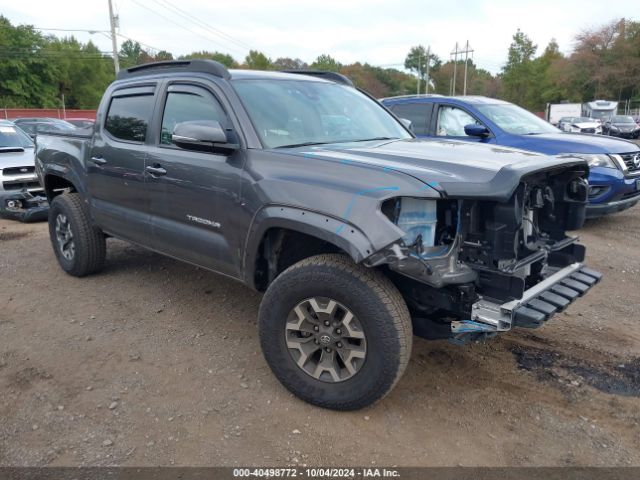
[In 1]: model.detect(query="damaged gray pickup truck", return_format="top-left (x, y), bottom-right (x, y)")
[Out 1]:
top-left (36, 60), bottom-right (601, 410)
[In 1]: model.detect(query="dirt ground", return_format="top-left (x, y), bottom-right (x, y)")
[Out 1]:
top-left (1, 205), bottom-right (639, 467)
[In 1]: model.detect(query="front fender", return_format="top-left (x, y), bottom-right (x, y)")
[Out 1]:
top-left (242, 205), bottom-right (377, 287)
top-left (36, 135), bottom-right (89, 200)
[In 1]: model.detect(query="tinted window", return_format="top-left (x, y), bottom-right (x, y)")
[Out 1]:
top-left (105, 94), bottom-right (154, 142)
top-left (611, 115), bottom-right (634, 123)
top-left (390, 103), bottom-right (429, 135)
top-left (161, 87), bottom-right (227, 145)
top-left (437, 106), bottom-right (481, 137)
top-left (16, 123), bottom-right (35, 134)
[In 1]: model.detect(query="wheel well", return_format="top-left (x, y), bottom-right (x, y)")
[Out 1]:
top-left (45, 175), bottom-right (76, 201)
top-left (254, 228), bottom-right (347, 291)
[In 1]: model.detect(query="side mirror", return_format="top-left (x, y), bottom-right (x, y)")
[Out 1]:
top-left (399, 117), bottom-right (414, 132)
top-left (172, 121), bottom-right (237, 152)
top-left (464, 123), bottom-right (490, 138)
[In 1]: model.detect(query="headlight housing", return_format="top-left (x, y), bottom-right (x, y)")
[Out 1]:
top-left (567, 153), bottom-right (617, 169)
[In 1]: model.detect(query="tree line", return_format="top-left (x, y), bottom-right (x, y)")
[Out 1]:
top-left (1, 15), bottom-right (638, 111)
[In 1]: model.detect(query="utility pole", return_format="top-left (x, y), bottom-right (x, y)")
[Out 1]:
top-left (416, 49), bottom-right (421, 95)
top-left (451, 42), bottom-right (458, 96)
top-left (108, 0), bottom-right (120, 74)
top-left (425, 45), bottom-right (431, 95)
top-left (451, 41), bottom-right (474, 96)
top-left (462, 40), bottom-right (474, 96)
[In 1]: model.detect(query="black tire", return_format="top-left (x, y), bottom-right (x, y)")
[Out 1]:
top-left (259, 253), bottom-right (412, 410)
top-left (48, 193), bottom-right (106, 277)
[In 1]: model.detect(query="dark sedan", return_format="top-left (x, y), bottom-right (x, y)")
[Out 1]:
top-left (12, 118), bottom-right (77, 139)
top-left (603, 115), bottom-right (640, 139)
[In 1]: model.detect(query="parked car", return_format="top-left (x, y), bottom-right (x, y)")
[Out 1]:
top-left (558, 116), bottom-right (602, 134)
top-left (0, 120), bottom-right (48, 221)
top-left (380, 95), bottom-right (640, 218)
top-left (633, 115), bottom-right (640, 127)
top-left (65, 118), bottom-right (95, 129)
top-left (12, 117), bottom-right (77, 138)
top-left (36, 60), bottom-right (600, 410)
top-left (603, 115), bottom-right (640, 139)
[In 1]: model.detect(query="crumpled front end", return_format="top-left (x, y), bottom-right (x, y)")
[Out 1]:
top-left (366, 162), bottom-right (602, 343)
top-left (0, 189), bottom-right (49, 222)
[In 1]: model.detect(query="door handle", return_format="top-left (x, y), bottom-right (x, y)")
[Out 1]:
top-left (145, 165), bottom-right (167, 176)
top-left (90, 156), bottom-right (107, 165)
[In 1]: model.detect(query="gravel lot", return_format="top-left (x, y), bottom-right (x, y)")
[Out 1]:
top-left (1, 205), bottom-right (639, 467)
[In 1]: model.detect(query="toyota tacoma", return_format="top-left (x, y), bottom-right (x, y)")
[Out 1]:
top-left (36, 60), bottom-right (601, 410)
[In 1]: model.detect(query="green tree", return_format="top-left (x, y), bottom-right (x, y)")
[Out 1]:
top-left (181, 50), bottom-right (237, 68)
top-left (155, 50), bottom-right (174, 61)
top-left (119, 40), bottom-right (154, 68)
top-left (244, 50), bottom-right (271, 70)
top-left (0, 16), bottom-right (60, 107)
top-left (310, 54), bottom-right (341, 72)
top-left (404, 45), bottom-right (440, 90)
top-left (272, 57), bottom-right (308, 70)
top-left (501, 29), bottom-right (538, 108)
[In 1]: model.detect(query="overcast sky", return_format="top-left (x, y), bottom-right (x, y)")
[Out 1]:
top-left (2, 0), bottom-right (638, 73)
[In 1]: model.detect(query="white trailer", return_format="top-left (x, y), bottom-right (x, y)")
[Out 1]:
top-left (545, 103), bottom-right (582, 125)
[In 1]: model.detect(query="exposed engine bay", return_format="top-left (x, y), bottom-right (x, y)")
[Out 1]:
top-left (367, 164), bottom-right (602, 343)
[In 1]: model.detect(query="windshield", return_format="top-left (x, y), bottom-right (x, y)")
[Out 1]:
top-left (575, 117), bottom-right (594, 123)
top-left (611, 115), bottom-right (634, 124)
top-left (476, 103), bottom-right (559, 135)
top-left (589, 110), bottom-right (614, 120)
top-left (232, 79), bottom-right (411, 148)
top-left (0, 124), bottom-right (34, 148)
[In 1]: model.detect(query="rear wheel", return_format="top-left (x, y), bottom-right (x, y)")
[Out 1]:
top-left (258, 254), bottom-right (412, 410)
top-left (48, 193), bottom-right (106, 277)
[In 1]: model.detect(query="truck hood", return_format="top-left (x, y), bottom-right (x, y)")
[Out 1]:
top-left (0, 147), bottom-right (36, 169)
top-left (293, 138), bottom-right (587, 200)
top-left (501, 132), bottom-right (640, 155)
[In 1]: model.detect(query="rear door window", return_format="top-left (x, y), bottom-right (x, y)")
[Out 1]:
top-left (390, 103), bottom-right (430, 135)
top-left (105, 94), bottom-right (154, 142)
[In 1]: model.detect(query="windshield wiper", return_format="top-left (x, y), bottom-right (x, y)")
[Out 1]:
top-left (275, 141), bottom-right (335, 149)
top-left (348, 137), bottom-right (400, 142)
top-left (275, 137), bottom-right (401, 149)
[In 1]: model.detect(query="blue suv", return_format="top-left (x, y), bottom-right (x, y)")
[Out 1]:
top-left (381, 95), bottom-right (640, 218)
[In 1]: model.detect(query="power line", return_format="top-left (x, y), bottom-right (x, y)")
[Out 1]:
top-left (151, 0), bottom-right (259, 54)
top-left (129, 0), bottom-right (247, 57)
top-left (30, 27), bottom-right (111, 33)
top-left (116, 32), bottom-right (162, 53)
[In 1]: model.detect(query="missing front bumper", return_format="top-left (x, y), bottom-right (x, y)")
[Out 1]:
top-left (451, 263), bottom-right (602, 340)
top-left (0, 190), bottom-right (49, 222)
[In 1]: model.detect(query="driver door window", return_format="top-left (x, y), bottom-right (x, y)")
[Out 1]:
top-left (436, 106), bottom-right (481, 137)
top-left (160, 86), bottom-right (227, 145)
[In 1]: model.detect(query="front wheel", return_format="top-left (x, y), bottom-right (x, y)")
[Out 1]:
top-left (258, 254), bottom-right (412, 410)
top-left (48, 193), bottom-right (106, 277)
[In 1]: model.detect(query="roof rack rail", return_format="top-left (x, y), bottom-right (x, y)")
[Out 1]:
top-left (280, 70), bottom-right (354, 87)
top-left (117, 59), bottom-right (231, 80)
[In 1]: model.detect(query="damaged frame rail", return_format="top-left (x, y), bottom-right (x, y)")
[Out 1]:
top-left (452, 263), bottom-right (602, 340)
